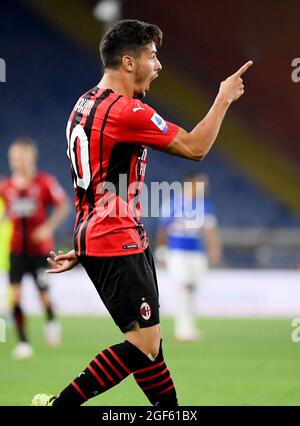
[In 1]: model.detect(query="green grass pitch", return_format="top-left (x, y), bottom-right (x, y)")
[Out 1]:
top-left (0, 316), bottom-right (299, 405)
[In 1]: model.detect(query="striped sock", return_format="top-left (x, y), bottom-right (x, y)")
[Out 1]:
top-left (13, 304), bottom-right (28, 342)
top-left (133, 341), bottom-right (178, 406)
top-left (53, 341), bottom-right (133, 405)
top-left (45, 305), bottom-right (55, 322)
top-left (53, 340), bottom-right (177, 406)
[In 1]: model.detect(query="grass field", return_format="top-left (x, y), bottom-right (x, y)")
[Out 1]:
top-left (0, 316), bottom-right (299, 406)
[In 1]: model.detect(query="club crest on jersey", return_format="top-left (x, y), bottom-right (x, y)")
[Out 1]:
top-left (151, 113), bottom-right (169, 133)
top-left (140, 302), bottom-right (152, 320)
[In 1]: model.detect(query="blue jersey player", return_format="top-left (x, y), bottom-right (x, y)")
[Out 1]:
top-left (156, 173), bottom-right (222, 341)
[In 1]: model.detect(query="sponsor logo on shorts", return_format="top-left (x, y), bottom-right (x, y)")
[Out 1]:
top-left (140, 302), bottom-right (151, 320)
top-left (122, 243), bottom-right (138, 250)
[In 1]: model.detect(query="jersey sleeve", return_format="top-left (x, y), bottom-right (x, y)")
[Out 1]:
top-left (41, 174), bottom-right (67, 206)
top-left (116, 100), bottom-right (179, 150)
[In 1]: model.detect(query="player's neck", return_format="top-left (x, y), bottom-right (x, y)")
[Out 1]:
top-left (12, 170), bottom-right (36, 185)
top-left (98, 71), bottom-right (134, 98)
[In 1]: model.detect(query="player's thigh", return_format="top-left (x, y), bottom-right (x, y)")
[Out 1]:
top-left (191, 253), bottom-right (208, 286)
top-left (9, 254), bottom-right (26, 288)
top-left (9, 254), bottom-right (27, 303)
top-left (167, 250), bottom-right (191, 284)
top-left (143, 246), bottom-right (159, 296)
top-left (79, 249), bottom-right (160, 334)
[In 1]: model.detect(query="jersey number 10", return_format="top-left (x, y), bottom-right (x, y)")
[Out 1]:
top-left (66, 123), bottom-right (91, 190)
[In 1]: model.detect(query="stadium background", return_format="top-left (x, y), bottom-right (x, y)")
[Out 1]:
top-left (0, 0), bottom-right (300, 406)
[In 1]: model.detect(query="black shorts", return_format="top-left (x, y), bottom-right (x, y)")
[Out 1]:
top-left (9, 254), bottom-right (49, 291)
top-left (78, 247), bottom-right (160, 333)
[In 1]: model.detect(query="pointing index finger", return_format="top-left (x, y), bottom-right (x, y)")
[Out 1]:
top-left (235, 60), bottom-right (253, 77)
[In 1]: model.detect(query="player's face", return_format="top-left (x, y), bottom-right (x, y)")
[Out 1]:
top-left (9, 145), bottom-right (37, 175)
top-left (133, 42), bottom-right (162, 99)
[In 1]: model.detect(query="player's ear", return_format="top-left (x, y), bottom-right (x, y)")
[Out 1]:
top-left (122, 55), bottom-right (135, 72)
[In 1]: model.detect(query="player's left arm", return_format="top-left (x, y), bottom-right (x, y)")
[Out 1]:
top-left (44, 197), bottom-right (71, 234)
top-left (154, 225), bottom-right (168, 268)
top-left (203, 225), bottom-right (223, 266)
top-left (202, 199), bottom-right (223, 265)
top-left (32, 175), bottom-right (71, 243)
top-left (154, 198), bottom-right (176, 267)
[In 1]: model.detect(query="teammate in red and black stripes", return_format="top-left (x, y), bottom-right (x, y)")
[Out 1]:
top-left (31, 20), bottom-right (252, 406)
top-left (0, 138), bottom-right (70, 359)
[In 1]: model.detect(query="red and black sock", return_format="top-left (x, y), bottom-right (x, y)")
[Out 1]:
top-left (53, 341), bottom-right (138, 406)
top-left (133, 341), bottom-right (178, 406)
top-left (12, 304), bottom-right (27, 343)
top-left (45, 305), bottom-right (55, 322)
top-left (53, 340), bottom-right (178, 406)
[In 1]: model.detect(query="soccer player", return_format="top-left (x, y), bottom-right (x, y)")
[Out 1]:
top-left (0, 138), bottom-right (70, 359)
top-left (31, 19), bottom-right (252, 406)
top-left (156, 173), bottom-right (222, 341)
top-left (0, 178), bottom-right (12, 275)
top-left (0, 179), bottom-right (12, 317)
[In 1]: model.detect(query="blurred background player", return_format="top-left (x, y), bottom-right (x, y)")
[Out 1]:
top-left (0, 177), bottom-right (12, 317)
top-left (156, 173), bottom-right (222, 341)
top-left (0, 177), bottom-right (12, 274)
top-left (0, 138), bottom-right (70, 359)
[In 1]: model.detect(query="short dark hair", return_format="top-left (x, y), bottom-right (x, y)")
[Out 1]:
top-left (100, 19), bottom-right (163, 69)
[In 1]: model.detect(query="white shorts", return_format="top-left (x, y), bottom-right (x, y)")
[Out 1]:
top-left (167, 250), bottom-right (208, 286)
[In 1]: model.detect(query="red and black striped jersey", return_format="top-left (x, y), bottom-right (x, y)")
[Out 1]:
top-left (66, 87), bottom-right (179, 257)
top-left (0, 173), bottom-right (66, 255)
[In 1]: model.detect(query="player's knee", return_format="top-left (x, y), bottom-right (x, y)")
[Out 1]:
top-left (39, 289), bottom-right (50, 304)
top-left (148, 339), bottom-right (160, 359)
top-left (11, 286), bottom-right (21, 304)
top-left (36, 268), bottom-right (49, 292)
top-left (148, 328), bottom-right (161, 358)
top-left (135, 337), bottom-right (160, 359)
top-left (125, 324), bottom-right (161, 359)
top-left (11, 296), bottom-right (20, 306)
